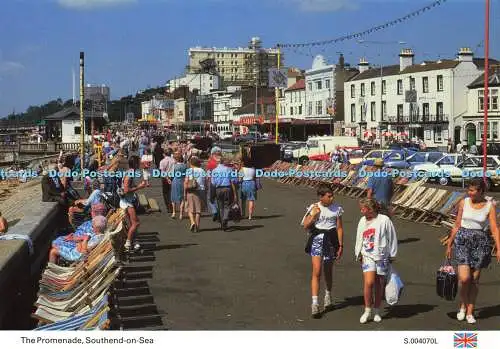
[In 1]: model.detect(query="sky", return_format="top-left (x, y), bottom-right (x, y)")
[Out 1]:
top-left (0, 0), bottom-right (498, 117)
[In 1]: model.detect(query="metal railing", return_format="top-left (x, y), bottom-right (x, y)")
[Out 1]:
top-left (384, 114), bottom-right (449, 124)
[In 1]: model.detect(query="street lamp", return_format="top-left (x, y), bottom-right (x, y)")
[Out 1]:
top-left (357, 40), bottom-right (406, 146)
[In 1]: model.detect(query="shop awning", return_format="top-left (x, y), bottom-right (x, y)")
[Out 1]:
top-left (234, 116), bottom-right (264, 126)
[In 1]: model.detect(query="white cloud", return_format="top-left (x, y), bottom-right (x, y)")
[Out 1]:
top-left (0, 61), bottom-right (25, 75)
top-left (290, 0), bottom-right (358, 12)
top-left (57, 0), bottom-right (137, 10)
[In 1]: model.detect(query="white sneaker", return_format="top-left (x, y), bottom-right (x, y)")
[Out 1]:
top-left (466, 315), bottom-right (476, 324)
top-left (360, 308), bottom-right (372, 324)
top-left (324, 293), bottom-right (333, 309)
top-left (124, 240), bottom-right (131, 251)
top-left (133, 243), bottom-right (141, 251)
top-left (373, 309), bottom-right (382, 323)
top-left (311, 304), bottom-right (321, 318)
top-left (457, 308), bottom-right (466, 321)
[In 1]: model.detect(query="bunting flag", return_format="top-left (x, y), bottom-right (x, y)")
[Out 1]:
top-left (276, 0), bottom-right (447, 49)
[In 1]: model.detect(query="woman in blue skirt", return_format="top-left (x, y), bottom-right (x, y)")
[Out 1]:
top-left (170, 152), bottom-right (188, 220)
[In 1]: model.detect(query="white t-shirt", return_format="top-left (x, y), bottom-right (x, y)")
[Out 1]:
top-left (301, 202), bottom-right (344, 230)
top-left (241, 167), bottom-right (256, 181)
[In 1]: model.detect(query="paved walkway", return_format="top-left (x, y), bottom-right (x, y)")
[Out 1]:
top-left (134, 178), bottom-right (500, 330)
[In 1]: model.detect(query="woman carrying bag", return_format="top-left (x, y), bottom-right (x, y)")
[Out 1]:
top-left (445, 178), bottom-right (500, 324)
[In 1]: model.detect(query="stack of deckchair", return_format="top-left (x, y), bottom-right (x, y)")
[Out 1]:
top-left (32, 209), bottom-right (127, 330)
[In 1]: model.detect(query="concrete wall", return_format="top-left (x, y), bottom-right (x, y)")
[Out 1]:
top-left (0, 200), bottom-right (64, 329)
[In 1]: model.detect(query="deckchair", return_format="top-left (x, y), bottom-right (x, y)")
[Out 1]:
top-left (415, 190), bottom-right (450, 223)
top-left (392, 186), bottom-right (427, 214)
top-left (399, 188), bottom-right (437, 219)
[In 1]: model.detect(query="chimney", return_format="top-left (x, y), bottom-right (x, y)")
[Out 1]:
top-left (338, 54), bottom-right (345, 70)
top-left (358, 58), bottom-right (369, 73)
top-left (458, 47), bottom-right (473, 62)
top-left (399, 48), bottom-right (414, 71)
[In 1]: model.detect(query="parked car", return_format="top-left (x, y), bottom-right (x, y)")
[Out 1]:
top-left (219, 131), bottom-right (234, 141)
top-left (384, 151), bottom-right (443, 169)
top-left (444, 155), bottom-right (500, 189)
top-left (411, 153), bottom-right (465, 181)
top-left (233, 134), bottom-right (260, 144)
top-left (352, 149), bottom-right (397, 166)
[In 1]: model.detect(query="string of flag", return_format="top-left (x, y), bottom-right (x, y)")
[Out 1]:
top-left (277, 0), bottom-right (448, 49)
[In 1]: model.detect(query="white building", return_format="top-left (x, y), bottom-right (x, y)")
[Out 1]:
top-left (283, 79), bottom-right (305, 119)
top-left (461, 68), bottom-right (500, 147)
top-left (211, 86), bottom-right (243, 132)
top-left (305, 55), bottom-right (337, 120)
top-left (167, 73), bottom-right (220, 95)
top-left (344, 48), bottom-right (491, 148)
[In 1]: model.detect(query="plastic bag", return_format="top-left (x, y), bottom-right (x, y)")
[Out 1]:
top-left (385, 266), bottom-right (404, 306)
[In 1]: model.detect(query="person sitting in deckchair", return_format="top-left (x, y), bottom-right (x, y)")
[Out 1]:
top-left (68, 180), bottom-right (103, 226)
top-left (49, 215), bottom-right (107, 264)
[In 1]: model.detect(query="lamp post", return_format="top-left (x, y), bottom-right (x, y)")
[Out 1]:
top-left (357, 40), bottom-right (406, 147)
top-left (483, 0), bottom-right (490, 184)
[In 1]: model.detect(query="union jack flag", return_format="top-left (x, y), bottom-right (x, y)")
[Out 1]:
top-left (454, 333), bottom-right (477, 348)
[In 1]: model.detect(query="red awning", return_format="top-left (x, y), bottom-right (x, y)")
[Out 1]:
top-left (236, 116), bottom-right (264, 126)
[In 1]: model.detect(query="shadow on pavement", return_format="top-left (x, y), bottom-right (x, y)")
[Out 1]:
top-left (154, 243), bottom-right (198, 251)
top-left (331, 296), bottom-right (364, 311)
top-left (478, 304), bottom-right (500, 319)
top-left (398, 238), bottom-right (420, 244)
top-left (228, 224), bottom-right (265, 231)
top-left (251, 215), bottom-right (284, 220)
top-left (384, 304), bottom-right (436, 319)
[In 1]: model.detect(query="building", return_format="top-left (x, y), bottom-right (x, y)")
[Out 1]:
top-left (173, 98), bottom-right (188, 126)
top-left (461, 68), bottom-right (500, 147)
top-left (187, 94), bottom-right (214, 131)
top-left (284, 79), bottom-right (306, 119)
top-left (167, 73), bottom-right (220, 95)
top-left (211, 86), bottom-right (243, 133)
top-left (84, 84), bottom-right (110, 102)
top-left (345, 47), bottom-right (495, 147)
top-left (141, 95), bottom-right (174, 126)
top-left (187, 37), bottom-right (283, 88)
top-left (44, 106), bottom-right (107, 143)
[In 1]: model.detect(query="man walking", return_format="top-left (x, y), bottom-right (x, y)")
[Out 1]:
top-left (366, 159), bottom-right (393, 217)
top-left (211, 156), bottom-right (238, 230)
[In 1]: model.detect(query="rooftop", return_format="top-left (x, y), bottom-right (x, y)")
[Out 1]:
top-left (286, 79), bottom-right (305, 91)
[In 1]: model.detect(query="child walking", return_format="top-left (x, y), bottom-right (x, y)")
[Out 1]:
top-left (301, 185), bottom-right (344, 318)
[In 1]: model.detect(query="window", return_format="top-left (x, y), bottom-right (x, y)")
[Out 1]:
top-left (492, 89), bottom-right (498, 110)
top-left (382, 80), bottom-right (386, 95)
top-left (371, 82), bottom-right (375, 96)
top-left (361, 83), bottom-right (365, 97)
top-left (437, 156), bottom-right (455, 165)
top-left (316, 80), bottom-right (322, 90)
top-left (428, 153), bottom-right (443, 163)
top-left (423, 103), bottom-right (430, 118)
top-left (493, 121), bottom-right (499, 139)
top-left (74, 126), bottom-right (81, 135)
top-left (436, 102), bottom-right (444, 118)
top-left (351, 85), bottom-right (355, 98)
top-left (479, 90), bottom-right (484, 111)
top-left (316, 101), bottom-right (322, 115)
top-left (290, 107), bottom-right (293, 115)
top-left (409, 77), bottom-right (415, 91)
top-left (381, 101), bottom-right (387, 121)
top-left (351, 104), bottom-right (356, 122)
top-left (298, 105), bottom-right (302, 115)
top-left (361, 104), bottom-right (366, 121)
top-left (479, 122), bottom-right (485, 139)
top-left (397, 104), bottom-right (403, 120)
top-left (370, 102), bottom-right (376, 121)
top-left (422, 77), bottom-right (429, 93)
top-left (308, 82), bottom-right (313, 91)
top-left (325, 79), bottom-right (330, 89)
top-left (434, 125), bottom-right (442, 143)
top-left (397, 80), bottom-right (403, 95)
top-left (308, 102), bottom-right (313, 115)
top-left (437, 75), bottom-right (443, 91)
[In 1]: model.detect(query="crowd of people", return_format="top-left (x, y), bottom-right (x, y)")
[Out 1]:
top-left (40, 127), bottom-right (262, 264)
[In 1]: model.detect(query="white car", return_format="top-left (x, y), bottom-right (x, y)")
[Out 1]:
top-left (444, 155), bottom-right (500, 188)
top-left (219, 131), bottom-right (234, 141)
top-left (411, 154), bottom-right (465, 182)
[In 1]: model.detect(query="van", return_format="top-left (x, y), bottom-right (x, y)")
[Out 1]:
top-left (292, 136), bottom-right (359, 164)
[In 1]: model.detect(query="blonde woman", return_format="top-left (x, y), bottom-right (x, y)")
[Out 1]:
top-left (355, 198), bottom-right (397, 324)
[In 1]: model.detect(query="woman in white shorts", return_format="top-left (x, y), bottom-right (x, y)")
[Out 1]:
top-left (355, 198), bottom-right (398, 324)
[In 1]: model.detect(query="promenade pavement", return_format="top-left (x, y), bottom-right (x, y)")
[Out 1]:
top-left (129, 178), bottom-right (500, 330)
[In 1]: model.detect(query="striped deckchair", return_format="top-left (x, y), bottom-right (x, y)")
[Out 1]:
top-left (416, 190), bottom-right (450, 223)
top-left (399, 188), bottom-right (437, 220)
top-left (392, 186), bottom-right (427, 215)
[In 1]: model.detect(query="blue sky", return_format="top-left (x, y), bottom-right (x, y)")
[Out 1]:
top-left (0, 0), bottom-right (498, 117)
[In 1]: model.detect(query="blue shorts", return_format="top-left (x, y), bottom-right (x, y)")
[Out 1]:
top-left (310, 234), bottom-right (336, 262)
